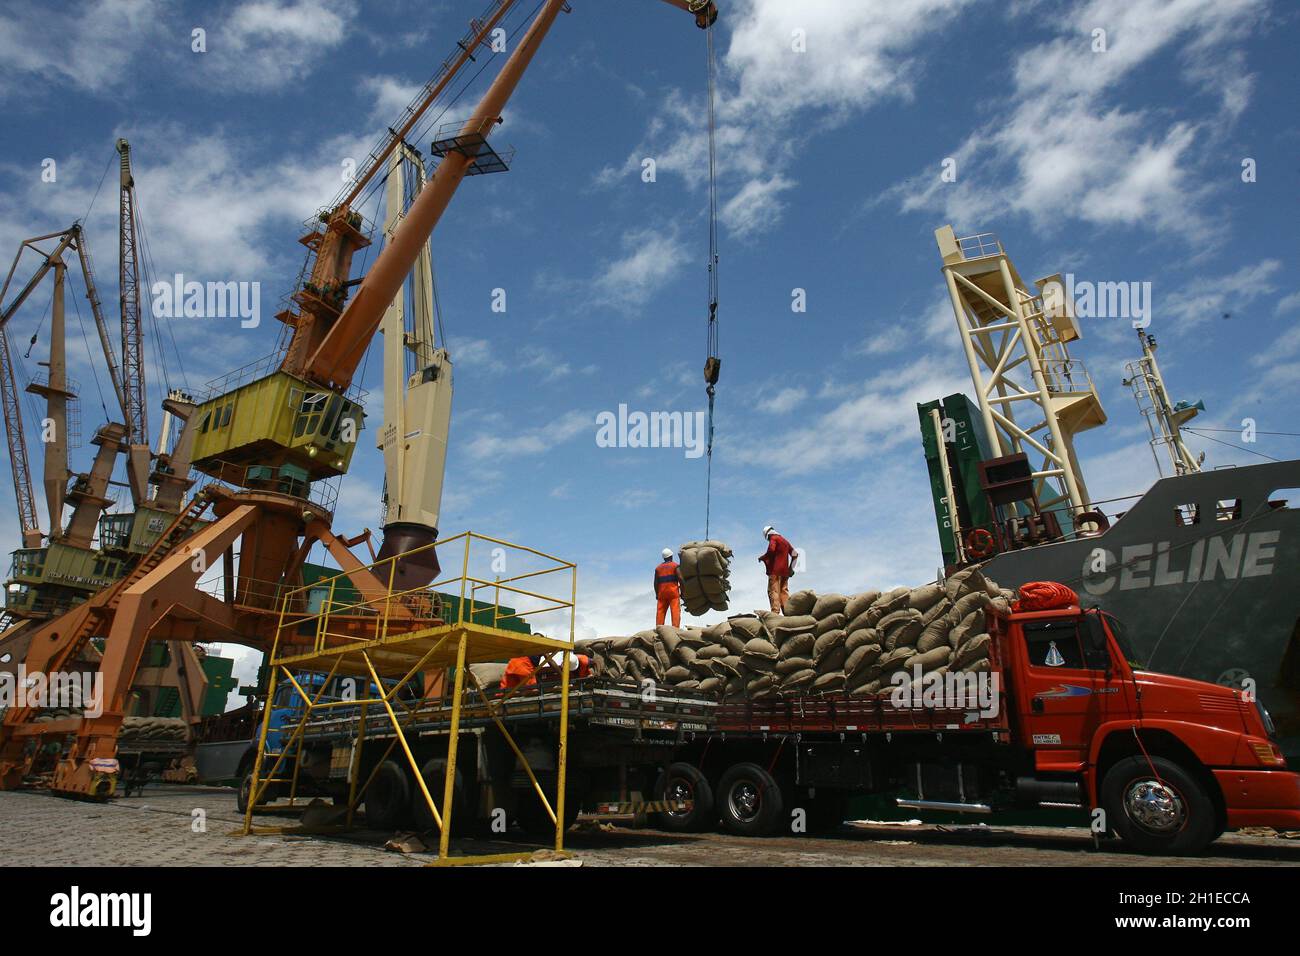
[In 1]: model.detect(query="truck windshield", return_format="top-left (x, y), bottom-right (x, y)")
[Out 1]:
top-left (1101, 613), bottom-right (1145, 669)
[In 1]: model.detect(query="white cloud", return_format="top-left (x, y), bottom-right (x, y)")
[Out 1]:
top-left (615, 0), bottom-right (973, 236)
top-left (463, 409), bottom-right (592, 461)
top-left (591, 227), bottom-right (682, 311)
top-left (361, 74), bottom-right (422, 123)
top-left (731, 355), bottom-right (968, 476)
top-left (887, 0), bottom-right (1268, 240)
top-left (0, 0), bottom-right (164, 97)
top-left (719, 174), bottom-right (795, 237)
top-left (447, 337), bottom-right (504, 372)
top-left (197, 0), bottom-right (358, 93)
top-left (1275, 291), bottom-right (1300, 316)
top-left (1161, 259), bottom-right (1280, 327)
top-left (756, 386), bottom-right (807, 414)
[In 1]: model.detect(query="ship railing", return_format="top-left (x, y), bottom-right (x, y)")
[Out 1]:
top-left (955, 232), bottom-right (1003, 261)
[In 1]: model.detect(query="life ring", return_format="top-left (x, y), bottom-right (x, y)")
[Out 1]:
top-left (965, 528), bottom-right (996, 560)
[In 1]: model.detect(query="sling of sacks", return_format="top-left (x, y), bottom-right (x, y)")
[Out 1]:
top-left (677, 539), bottom-right (733, 616)
top-left (580, 567), bottom-right (1015, 699)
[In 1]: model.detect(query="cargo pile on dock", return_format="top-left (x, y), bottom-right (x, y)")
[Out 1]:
top-left (581, 568), bottom-right (1015, 699)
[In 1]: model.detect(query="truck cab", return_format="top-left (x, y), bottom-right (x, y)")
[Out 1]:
top-left (1002, 604), bottom-right (1298, 852)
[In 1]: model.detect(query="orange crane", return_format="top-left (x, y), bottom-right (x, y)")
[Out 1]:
top-left (0, 0), bottom-right (718, 799)
top-left (0, 226), bottom-right (129, 550)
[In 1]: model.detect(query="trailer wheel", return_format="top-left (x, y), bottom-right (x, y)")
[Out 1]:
top-left (363, 760), bottom-right (413, 831)
top-left (655, 763), bottom-right (715, 832)
top-left (717, 762), bottom-right (784, 837)
top-left (1101, 755), bottom-right (1216, 855)
top-left (411, 758), bottom-right (473, 834)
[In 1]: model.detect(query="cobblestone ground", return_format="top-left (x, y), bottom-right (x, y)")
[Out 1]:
top-left (2, 784), bottom-right (1298, 867)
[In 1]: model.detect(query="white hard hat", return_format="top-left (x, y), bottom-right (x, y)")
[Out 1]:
top-left (762, 525), bottom-right (775, 537)
top-left (548, 652), bottom-right (578, 671)
top-left (662, 548), bottom-right (673, 559)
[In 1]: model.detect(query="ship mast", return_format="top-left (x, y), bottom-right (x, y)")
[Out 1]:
top-left (1123, 330), bottom-right (1204, 477)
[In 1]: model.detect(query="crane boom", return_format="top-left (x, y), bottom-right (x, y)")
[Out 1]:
top-left (117, 140), bottom-right (146, 444)
top-left (0, 321), bottom-right (40, 548)
top-left (116, 140), bottom-right (152, 505)
top-left (296, 0), bottom-right (717, 391)
top-left (0, 231), bottom-right (81, 551)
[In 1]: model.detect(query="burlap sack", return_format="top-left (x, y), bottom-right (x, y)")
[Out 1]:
top-left (810, 593), bottom-right (848, 619)
top-left (954, 633), bottom-right (991, 670)
top-left (785, 590), bottom-right (817, 615)
top-left (814, 612), bottom-right (847, 636)
top-left (777, 632), bottom-right (815, 661)
top-left (775, 656), bottom-right (815, 676)
top-left (844, 590), bottom-right (881, 621)
top-left (813, 628), bottom-right (847, 659)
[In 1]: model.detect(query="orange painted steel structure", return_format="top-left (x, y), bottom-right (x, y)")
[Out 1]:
top-left (0, 0), bottom-right (717, 799)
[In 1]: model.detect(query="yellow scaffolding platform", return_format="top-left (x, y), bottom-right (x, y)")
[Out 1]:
top-left (239, 531), bottom-right (577, 866)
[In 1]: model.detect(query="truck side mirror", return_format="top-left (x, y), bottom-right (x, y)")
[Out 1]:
top-left (1081, 610), bottom-right (1113, 676)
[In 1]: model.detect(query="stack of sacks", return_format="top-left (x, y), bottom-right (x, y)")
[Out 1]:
top-left (678, 540), bottom-right (733, 616)
top-left (576, 568), bottom-right (1016, 700)
top-left (579, 623), bottom-right (740, 696)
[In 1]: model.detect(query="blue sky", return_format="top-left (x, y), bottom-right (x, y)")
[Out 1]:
top-left (1, 0), bottom-right (1297, 690)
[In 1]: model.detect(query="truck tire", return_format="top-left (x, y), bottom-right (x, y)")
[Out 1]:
top-left (237, 772), bottom-right (254, 815)
top-left (655, 762), bottom-right (715, 832)
top-left (237, 772), bottom-right (277, 815)
top-left (1101, 755), bottom-right (1217, 855)
top-left (364, 760), bottom-right (413, 831)
top-left (717, 762), bottom-right (784, 837)
top-left (411, 758), bottom-right (473, 834)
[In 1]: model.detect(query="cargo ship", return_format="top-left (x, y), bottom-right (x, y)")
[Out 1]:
top-left (920, 226), bottom-right (1300, 760)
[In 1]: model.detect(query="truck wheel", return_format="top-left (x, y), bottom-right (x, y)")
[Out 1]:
top-left (363, 760), bottom-right (412, 831)
top-left (655, 762), bottom-right (715, 832)
top-left (237, 773), bottom-right (253, 815)
top-left (411, 758), bottom-right (473, 834)
top-left (237, 772), bottom-right (275, 815)
top-left (1101, 755), bottom-right (1217, 855)
top-left (717, 762), bottom-right (784, 837)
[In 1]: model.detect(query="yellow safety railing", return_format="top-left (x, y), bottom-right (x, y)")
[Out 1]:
top-left (240, 531), bottom-right (578, 866)
top-left (274, 530), bottom-right (578, 654)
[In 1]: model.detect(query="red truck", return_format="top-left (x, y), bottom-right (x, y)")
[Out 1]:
top-left (284, 598), bottom-right (1298, 855)
top-left (656, 601), bottom-right (1299, 854)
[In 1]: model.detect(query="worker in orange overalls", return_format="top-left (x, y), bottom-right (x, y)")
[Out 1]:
top-left (500, 652), bottom-right (592, 689)
top-left (500, 655), bottom-right (539, 689)
top-left (654, 548), bottom-right (682, 627)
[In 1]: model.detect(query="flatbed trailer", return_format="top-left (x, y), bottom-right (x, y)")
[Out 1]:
top-left (253, 600), bottom-right (1300, 855)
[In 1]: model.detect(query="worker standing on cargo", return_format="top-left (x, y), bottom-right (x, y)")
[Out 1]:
top-left (759, 526), bottom-right (797, 614)
top-left (654, 548), bottom-right (682, 627)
